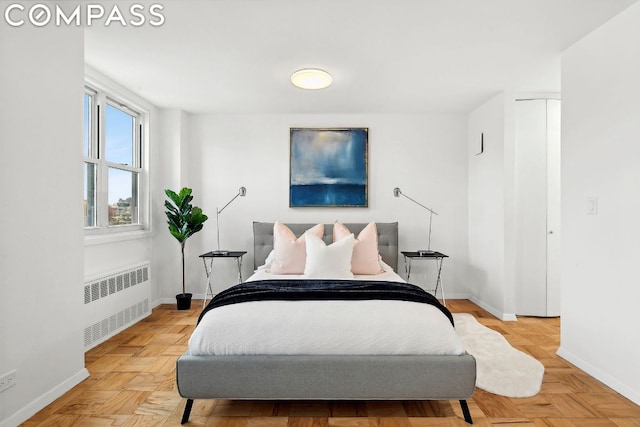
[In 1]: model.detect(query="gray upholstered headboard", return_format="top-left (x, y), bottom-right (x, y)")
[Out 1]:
top-left (253, 222), bottom-right (399, 272)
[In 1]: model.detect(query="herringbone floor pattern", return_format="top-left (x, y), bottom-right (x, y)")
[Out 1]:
top-left (21, 299), bottom-right (640, 426)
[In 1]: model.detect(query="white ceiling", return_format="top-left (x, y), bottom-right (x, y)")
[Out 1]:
top-left (84, 0), bottom-right (636, 114)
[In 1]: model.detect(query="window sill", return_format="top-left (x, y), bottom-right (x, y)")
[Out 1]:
top-left (84, 229), bottom-right (152, 246)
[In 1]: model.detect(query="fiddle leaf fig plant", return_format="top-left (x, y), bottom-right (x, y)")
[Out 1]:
top-left (165, 187), bottom-right (208, 300)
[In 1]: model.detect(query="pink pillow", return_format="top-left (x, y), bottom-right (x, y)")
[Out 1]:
top-left (333, 222), bottom-right (382, 275)
top-left (270, 222), bottom-right (324, 274)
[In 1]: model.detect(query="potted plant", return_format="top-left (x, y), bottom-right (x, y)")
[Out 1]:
top-left (165, 187), bottom-right (208, 310)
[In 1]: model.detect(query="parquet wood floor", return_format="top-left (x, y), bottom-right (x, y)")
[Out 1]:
top-left (21, 299), bottom-right (640, 426)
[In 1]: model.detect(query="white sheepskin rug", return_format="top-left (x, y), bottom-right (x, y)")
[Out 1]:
top-left (453, 313), bottom-right (545, 398)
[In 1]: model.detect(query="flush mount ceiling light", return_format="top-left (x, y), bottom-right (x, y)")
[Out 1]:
top-left (290, 68), bottom-right (333, 90)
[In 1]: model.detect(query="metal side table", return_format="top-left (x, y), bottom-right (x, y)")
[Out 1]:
top-left (199, 251), bottom-right (247, 308)
top-left (401, 251), bottom-right (449, 306)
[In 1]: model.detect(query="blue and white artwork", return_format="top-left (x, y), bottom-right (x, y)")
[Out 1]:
top-left (290, 128), bottom-right (368, 207)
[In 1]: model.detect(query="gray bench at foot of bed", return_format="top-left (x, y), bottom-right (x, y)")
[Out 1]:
top-left (176, 353), bottom-right (477, 424)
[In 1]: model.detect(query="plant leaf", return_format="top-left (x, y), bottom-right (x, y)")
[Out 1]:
top-left (164, 187), bottom-right (207, 241)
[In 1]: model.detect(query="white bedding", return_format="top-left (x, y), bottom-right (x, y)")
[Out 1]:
top-left (188, 270), bottom-right (465, 357)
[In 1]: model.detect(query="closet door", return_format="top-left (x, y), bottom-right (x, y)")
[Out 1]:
top-left (514, 99), bottom-right (561, 317)
top-left (546, 99), bottom-right (561, 316)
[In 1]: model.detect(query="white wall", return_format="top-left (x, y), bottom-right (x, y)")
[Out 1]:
top-left (559, 2), bottom-right (640, 405)
top-left (171, 113), bottom-right (470, 298)
top-left (468, 91), bottom-right (565, 321)
top-left (84, 238), bottom-right (151, 279)
top-left (467, 93), bottom-right (513, 318)
top-left (0, 24), bottom-right (87, 425)
top-left (151, 109), bottom-right (187, 303)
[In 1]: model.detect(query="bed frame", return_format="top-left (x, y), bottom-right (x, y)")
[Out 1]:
top-left (176, 222), bottom-right (476, 424)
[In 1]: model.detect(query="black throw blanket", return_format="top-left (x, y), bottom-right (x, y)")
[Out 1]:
top-left (198, 279), bottom-right (454, 326)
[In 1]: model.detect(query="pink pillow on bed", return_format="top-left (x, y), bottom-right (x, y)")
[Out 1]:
top-left (333, 222), bottom-right (383, 275)
top-left (270, 222), bottom-right (324, 274)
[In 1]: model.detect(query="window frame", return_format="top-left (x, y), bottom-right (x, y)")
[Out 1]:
top-left (84, 87), bottom-right (98, 228)
top-left (84, 73), bottom-right (150, 237)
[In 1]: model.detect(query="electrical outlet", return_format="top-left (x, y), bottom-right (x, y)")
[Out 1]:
top-left (0, 370), bottom-right (17, 393)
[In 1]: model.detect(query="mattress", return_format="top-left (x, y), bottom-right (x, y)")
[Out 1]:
top-left (188, 270), bottom-right (465, 357)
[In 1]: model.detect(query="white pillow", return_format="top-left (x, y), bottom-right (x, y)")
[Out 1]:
top-left (378, 258), bottom-right (393, 274)
top-left (257, 250), bottom-right (275, 270)
top-left (304, 232), bottom-right (355, 279)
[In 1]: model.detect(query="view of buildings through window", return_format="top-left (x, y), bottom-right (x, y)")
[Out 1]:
top-left (84, 87), bottom-right (143, 229)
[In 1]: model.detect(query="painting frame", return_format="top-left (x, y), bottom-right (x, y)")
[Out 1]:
top-left (289, 127), bottom-right (368, 208)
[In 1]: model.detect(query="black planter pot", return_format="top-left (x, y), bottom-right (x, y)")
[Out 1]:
top-left (176, 293), bottom-right (192, 310)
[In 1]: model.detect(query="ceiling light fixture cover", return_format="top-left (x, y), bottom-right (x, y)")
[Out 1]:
top-left (290, 68), bottom-right (332, 90)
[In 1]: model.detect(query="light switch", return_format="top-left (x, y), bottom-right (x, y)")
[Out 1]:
top-left (587, 196), bottom-right (598, 215)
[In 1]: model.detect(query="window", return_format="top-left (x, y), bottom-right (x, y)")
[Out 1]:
top-left (84, 84), bottom-right (146, 233)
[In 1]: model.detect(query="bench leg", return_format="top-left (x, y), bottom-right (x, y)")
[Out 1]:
top-left (459, 399), bottom-right (473, 424)
top-left (181, 398), bottom-right (194, 424)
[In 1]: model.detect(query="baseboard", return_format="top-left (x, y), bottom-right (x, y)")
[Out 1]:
top-left (468, 295), bottom-right (517, 321)
top-left (441, 292), bottom-right (469, 300)
top-left (502, 313), bottom-right (517, 321)
top-left (557, 346), bottom-right (640, 406)
top-left (153, 295), bottom-right (210, 308)
top-left (0, 368), bottom-right (89, 427)
top-left (152, 297), bottom-right (177, 307)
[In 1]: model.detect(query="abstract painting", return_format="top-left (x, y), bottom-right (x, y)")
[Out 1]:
top-left (290, 128), bottom-right (368, 207)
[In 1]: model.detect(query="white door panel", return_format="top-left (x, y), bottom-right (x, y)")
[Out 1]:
top-left (514, 99), bottom-right (561, 317)
top-left (546, 99), bottom-right (561, 316)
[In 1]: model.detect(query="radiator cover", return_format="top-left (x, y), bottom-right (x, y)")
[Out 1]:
top-left (83, 263), bottom-right (151, 350)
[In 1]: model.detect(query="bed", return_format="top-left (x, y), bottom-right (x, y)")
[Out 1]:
top-left (176, 222), bottom-right (476, 424)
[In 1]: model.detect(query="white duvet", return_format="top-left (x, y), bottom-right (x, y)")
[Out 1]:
top-left (188, 269), bottom-right (465, 356)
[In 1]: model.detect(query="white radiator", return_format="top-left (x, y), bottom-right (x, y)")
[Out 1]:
top-left (84, 264), bottom-right (149, 304)
top-left (83, 263), bottom-right (151, 350)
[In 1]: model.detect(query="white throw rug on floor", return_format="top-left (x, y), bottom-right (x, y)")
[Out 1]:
top-left (453, 313), bottom-right (545, 398)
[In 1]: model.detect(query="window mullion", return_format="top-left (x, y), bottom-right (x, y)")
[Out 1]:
top-left (105, 162), bottom-right (140, 173)
top-left (137, 122), bottom-right (143, 169)
top-left (98, 165), bottom-right (107, 229)
top-left (97, 92), bottom-right (108, 229)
